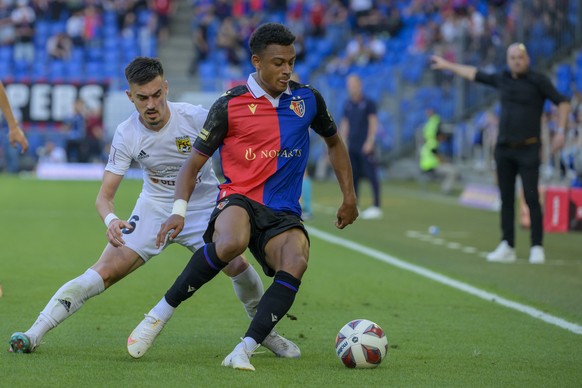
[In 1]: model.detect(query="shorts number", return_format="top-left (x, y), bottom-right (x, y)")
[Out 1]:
top-left (122, 215), bottom-right (140, 234)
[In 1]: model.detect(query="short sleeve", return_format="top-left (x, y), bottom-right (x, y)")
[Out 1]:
top-left (475, 70), bottom-right (501, 88)
top-left (537, 74), bottom-right (569, 105)
top-left (193, 95), bottom-right (230, 157)
top-left (105, 128), bottom-right (133, 175)
top-left (308, 86), bottom-right (337, 137)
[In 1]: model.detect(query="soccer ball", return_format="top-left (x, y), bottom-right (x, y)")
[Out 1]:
top-left (335, 319), bottom-right (388, 368)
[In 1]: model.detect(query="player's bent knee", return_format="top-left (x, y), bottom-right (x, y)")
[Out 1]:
top-left (222, 255), bottom-right (249, 277)
top-left (214, 238), bottom-right (248, 261)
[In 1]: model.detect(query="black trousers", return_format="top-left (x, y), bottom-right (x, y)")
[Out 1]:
top-left (349, 149), bottom-right (381, 207)
top-left (494, 143), bottom-right (542, 247)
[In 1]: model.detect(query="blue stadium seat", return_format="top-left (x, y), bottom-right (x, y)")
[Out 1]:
top-left (86, 62), bottom-right (105, 82)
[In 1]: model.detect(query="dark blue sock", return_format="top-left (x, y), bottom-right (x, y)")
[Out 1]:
top-left (164, 243), bottom-right (226, 308)
top-left (245, 271), bottom-right (301, 343)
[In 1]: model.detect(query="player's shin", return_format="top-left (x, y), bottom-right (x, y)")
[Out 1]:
top-left (26, 268), bottom-right (105, 342)
top-left (244, 271), bottom-right (301, 344)
top-left (164, 243), bottom-right (227, 307)
top-left (230, 265), bottom-right (264, 319)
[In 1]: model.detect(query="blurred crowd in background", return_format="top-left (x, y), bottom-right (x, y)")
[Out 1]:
top-left (0, 0), bottom-right (581, 189)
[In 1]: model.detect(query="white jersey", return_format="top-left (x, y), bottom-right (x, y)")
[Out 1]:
top-left (106, 101), bottom-right (218, 209)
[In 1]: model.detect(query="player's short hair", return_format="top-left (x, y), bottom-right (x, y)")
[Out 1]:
top-left (125, 57), bottom-right (164, 85)
top-left (249, 23), bottom-right (296, 56)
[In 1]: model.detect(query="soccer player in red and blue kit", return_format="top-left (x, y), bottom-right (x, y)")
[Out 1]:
top-left (129, 22), bottom-right (359, 371)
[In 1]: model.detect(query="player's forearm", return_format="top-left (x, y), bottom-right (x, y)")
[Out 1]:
top-left (0, 84), bottom-right (18, 128)
top-left (444, 62), bottom-right (477, 81)
top-left (96, 194), bottom-right (116, 221)
top-left (174, 158), bottom-right (200, 202)
top-left (365, 115), bottom-right (378, 145)
top-left (327, 137), bottom-right (357, 204)
top-left (556, 102), bottom-right (570, 133)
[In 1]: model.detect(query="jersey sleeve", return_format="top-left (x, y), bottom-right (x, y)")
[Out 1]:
top-left (309, 86), bottom-right (337, 137)
top-left (474, 70), bottom-right (501, 88)
top-left (537, 74), bottom-right (569, 105)
top-left (105, 128), bottom-right (133, 175)
top-left (193, 95), bottom-right (229, 157)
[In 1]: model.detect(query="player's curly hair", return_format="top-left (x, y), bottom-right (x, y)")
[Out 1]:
top-left (125, 57), bottom-right (164, 85)
top-left (249, 23), bottom-right (296, 56)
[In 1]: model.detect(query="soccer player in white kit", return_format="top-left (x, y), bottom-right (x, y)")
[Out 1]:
top-left (9, 57), bottom-right (299, 358)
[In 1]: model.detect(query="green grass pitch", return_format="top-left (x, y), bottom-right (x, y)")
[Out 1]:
top-left (1, 176), bottom-right (581, 386)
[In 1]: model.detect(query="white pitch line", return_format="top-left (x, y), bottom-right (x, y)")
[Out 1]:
top-left (308, 227), bottom-right (582, 335)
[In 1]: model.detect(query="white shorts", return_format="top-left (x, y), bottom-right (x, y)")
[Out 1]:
top-left (122, 196), bottom-right (213, 262)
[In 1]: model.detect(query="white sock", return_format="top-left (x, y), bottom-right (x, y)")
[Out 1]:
top-left (25, 268), bottom-right (105, 343)
top-left (230, 265), bottom-right (264, 319)
top-left (242, 336), bottom-right (258, 350)
top-left (150, 296), bottom-right (175, 323)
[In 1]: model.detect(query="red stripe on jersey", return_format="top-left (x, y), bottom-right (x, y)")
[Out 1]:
top-left (218, 93), bottom-right (280, 204)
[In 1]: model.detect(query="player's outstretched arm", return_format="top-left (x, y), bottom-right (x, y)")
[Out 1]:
top-left (551, 101), bottom-right (571, 152)
top-left (324, 133), bottom-right (358, 229)
top-left (96, 171), bottom-right (134, 247)
top-left (0, 81), bottom-right (28, 153)
top-left (156, 151), bottom-right (210, 247)
top-left (430, 55), bottom-right (478, 81)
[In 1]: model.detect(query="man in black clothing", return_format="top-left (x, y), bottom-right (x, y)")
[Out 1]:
top-left (431, 43), bottom-right (570, 264)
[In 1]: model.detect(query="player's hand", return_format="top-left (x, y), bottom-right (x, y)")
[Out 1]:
top-left (362, 141), bottom-right (374, 155)
top-left (335, 201), bottom-right (358, 229)
top-left (430, 55), bottom-right (449, 70)
top-left (8, 126), bottom-right (29, 154)
top-left (106, 218), bottom-right (133, 247)
top-left (551, 132), bottom-right (565, 153)
top-left (156, 214), bottom-right (184, 248)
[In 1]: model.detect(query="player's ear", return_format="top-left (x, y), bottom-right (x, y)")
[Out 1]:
top-left (125, 89), bottom-right (133, 103)
top-left (251, 54), bottom-right (261, 71)
top-left (164, 79), bottom-right (169, 94)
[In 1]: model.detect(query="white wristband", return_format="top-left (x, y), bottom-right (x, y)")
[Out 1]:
top-left (104, 213), bottom-right (119, 228)
top-left (171, 199), bottom-right (187, 217)
top-left (556, 127), bottom-right (565, 135)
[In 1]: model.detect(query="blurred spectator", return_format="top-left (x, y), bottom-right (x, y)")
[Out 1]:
top-left (418, 107), bottom-right (459, 194)
top-left (47, 32), bottom-right (72, 60)
top-left (307, 0), bottom-right (325, 37)
top-left (37, 141), bottom-right (67, 164)
top-left (345, 33), bottom-right (385, 67)
top-left (63, 98), bottom-right (87, 163)
top-left (11, 0), bottom-right (36, 63)
top-left (150, 0), bottom-right (173, 43)
top-left (323, 0), bottom-right (349, 54)
top-left (340, 74), bottom-right (382, 219)
top-left (84, 106), bottom-right (104, 163)
top-left (82, 5), bottom-right (101, 49)
top-left (0, 0), bottom-right (15, 46)
top-left (188, 8), bottom-right (214, 76)
top-left (66, 8), bottom-right (85, 47)
top-left (350, 0), bottom-right (373, 33)
top-left (216, 16), bottom-right (244, 67)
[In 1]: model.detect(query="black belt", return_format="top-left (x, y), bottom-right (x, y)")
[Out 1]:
top-left (499, 137), bottom-right (539, 148)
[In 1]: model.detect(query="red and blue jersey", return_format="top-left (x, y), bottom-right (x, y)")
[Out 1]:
top-left (194, 73), bottom-right (337, 215)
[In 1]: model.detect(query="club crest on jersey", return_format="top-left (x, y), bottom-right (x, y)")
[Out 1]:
top-left (175, 136), bottom-right (192, 154)
top-left (290, 99), bottom-right (305, 117)
top-left (217, 198), bottom-right (229, 210)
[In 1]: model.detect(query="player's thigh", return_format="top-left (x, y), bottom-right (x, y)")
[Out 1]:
top-left (213, 205), bottom-right (251, 259)
top-left (91, 244), bottom-right (144, 288)
top-left (264, 228), bottom-right (309, 279)
top-left (122, 196), bottom-right (171, 262)
top-left (174, 206), bottom-right (215, 252)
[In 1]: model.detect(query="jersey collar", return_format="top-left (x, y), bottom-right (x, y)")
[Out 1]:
top-left (247, 72), bottom-right (291, 108)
